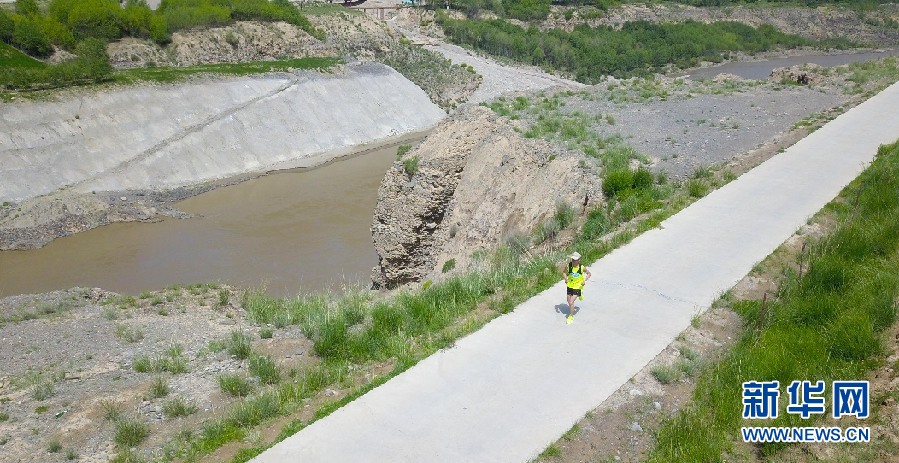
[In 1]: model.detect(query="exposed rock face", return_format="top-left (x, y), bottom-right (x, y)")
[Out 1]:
top-left (371, 105), bottom-right (601, 289)
top-left (107, 21), bottom-right (335, 68)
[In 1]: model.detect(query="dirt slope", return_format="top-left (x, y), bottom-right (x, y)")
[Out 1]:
top-left (370, 105), bottom-right (601, 289)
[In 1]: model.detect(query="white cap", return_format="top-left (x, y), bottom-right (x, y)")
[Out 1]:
top-left (569, 252), bottom-right (581, 260)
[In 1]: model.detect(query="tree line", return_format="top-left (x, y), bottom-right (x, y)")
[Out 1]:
top-left (0, 0), bottom-right (320, 59)
top-left (438, 14), bottom-right (813, 82)
top-left (445, 0), bottom-right (891, 22)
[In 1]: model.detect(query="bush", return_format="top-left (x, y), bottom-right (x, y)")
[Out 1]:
top-left (632, 167), bottom-right (654, 190)
top-left (503, 0), bottom-right (550, 21)
top-left (403, 156), bottom-right (420, 176)
top-left (442, 258), bottom-right (456, 273)
top-left (396, 144), bottom-right (412, 157)
top-left (0, 10), bottom-right (14, 43)
top-left (602, 169), bottom-right (634, 199)
top-left (12, 16), bottom-right (52, 57)
top-left (687, 179), bottom-right (709, 198)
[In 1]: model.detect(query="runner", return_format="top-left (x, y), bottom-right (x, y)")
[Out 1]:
top-left (561, 251), bottom-right (591, 324)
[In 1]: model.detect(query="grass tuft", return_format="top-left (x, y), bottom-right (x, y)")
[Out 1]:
top-left (114, 418), bottom-right (150, 448)
top-left (218, 374), bottom-right (253, 398)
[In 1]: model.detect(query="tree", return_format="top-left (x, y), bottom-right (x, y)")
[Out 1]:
top-left (15, 0), bottom-right (40, 16)
top-left (0, 10), bottom-right (14, 43)
top-left (12, 16), bottom-right (52, 57)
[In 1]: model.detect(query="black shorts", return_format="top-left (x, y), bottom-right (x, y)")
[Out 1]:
top-left (566, 287), bottom-right (581, 296)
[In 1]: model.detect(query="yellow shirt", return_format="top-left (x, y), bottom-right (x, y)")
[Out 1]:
top-left (566, 264), bottom-right (586, 289)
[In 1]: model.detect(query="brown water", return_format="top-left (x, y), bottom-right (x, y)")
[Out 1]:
top-left (0, 139), bottom-right (421, 298)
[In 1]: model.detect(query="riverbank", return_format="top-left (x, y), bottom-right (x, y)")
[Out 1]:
top-left (0, 63), bottom-right (444, 250)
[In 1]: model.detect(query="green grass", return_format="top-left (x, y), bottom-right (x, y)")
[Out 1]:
top-left (31, 381), bottom-right (53, 401)
top-left (163, 397), bottom-right (198, 418)
top-left (648, 140), bottom-right (899, 461)
top-left (132, 345), bottom-right (189, 374)
top-left (227, 331), bottom-right (253, 360)
top-left (651, 364), bottom-right (681, 385)
top-left (114, 418), bottom-right (150, 448)
top-left (259, 328), bottom-right (273, 339)
top-left (101, 400), bottom-right (122, 422)
top-left (48, 439), bottom-right (62, 453)
top-left (0, 42), bottom-right (45, 69)
top-left (114, 323), bottom-right (145, 343)
top-left (115, 57), bottom-right (342, 85)
top-left (248, 355), bottom-right (281, 385)
top-left (149, 376), bottom-right (169, 399)
top-left (218, 374), bottom-right (253, 398)
top-left (0, 412), bottom-right (8, 422)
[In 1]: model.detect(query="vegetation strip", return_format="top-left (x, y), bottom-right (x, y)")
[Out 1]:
top-left (648, 140), bottom-right (899, 461)
top-left (437, 13), bottom-right (849, 82)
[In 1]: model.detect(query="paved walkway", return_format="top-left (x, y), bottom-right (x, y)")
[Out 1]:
top-left (253, 82), bottom-right (899, 463)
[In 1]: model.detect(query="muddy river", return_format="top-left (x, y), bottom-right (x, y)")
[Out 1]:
top-left (0, 139), bottom-right (422, 298)
top-left (684, 49), bottom-right (899, 80)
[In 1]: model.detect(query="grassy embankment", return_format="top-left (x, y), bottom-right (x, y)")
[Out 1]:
top-left (646, 140), bottom-right (899, 461)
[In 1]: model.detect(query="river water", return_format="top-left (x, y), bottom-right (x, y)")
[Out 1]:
top-left (0, 139), bottom-right (421, 298)
top-left (682, 50), bottom-right (899, 80)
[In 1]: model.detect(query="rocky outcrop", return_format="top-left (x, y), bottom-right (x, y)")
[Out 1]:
top-left (108, 21), bottom-right (336, 69)
top-left (370, 105), bottom-right (601, 289)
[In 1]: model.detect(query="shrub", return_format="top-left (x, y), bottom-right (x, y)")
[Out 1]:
top-left (602, 169), bottom-right (634, 199)
top-left (632, 167), bottom-right (654, 190)
top-left (687, 179), bottom-right (709, 198)
top-left (403, 155), bottom-right (420, 176)
top-left (12, 16), bottom-right (52, 57)
top-left (396, 144), bottom-right (412, 157)
top-left (442, 258), bottom-right (456, 273)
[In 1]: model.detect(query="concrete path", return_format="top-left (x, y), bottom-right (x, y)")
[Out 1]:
top-left (252, 82), bottom-right (899, 463)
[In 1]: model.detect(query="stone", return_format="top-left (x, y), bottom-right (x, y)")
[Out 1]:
top-left (630, 422), bottom-right (643, 433)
